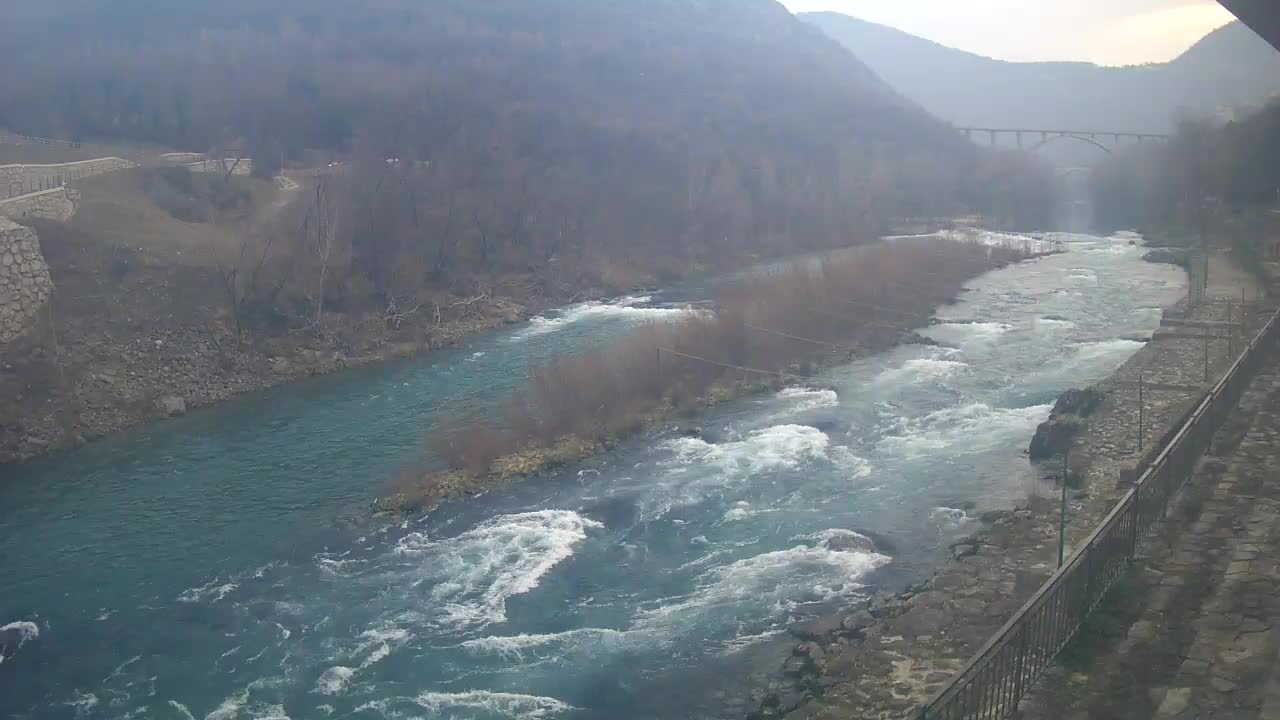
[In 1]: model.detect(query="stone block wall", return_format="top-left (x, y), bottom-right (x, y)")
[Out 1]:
top-left (0, 157), bottom-right (136, 200)
top-left (0, 217), bottom-right (52, 343)
top-left (0, 187), bottom-right (78, 222)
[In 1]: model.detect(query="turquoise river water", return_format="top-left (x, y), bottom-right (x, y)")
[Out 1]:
top-left (0, 231), bottom-right (1185, 720)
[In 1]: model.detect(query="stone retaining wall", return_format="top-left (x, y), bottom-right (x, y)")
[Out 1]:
top-left (0, 217), bottom-right (52, 343)
top-left (0, 157), bottom-right (135, 200)
top-left (0, 186), bottom-right (78, 222)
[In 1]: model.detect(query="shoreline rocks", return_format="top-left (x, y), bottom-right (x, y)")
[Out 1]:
top-left (1, 297), bottom-right (538, 465)
top-left (1028, 387), bottom-right (1106, 461)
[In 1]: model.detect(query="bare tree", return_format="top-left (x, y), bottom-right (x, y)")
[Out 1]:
top-left (300, 177), bottom-right (338, 332)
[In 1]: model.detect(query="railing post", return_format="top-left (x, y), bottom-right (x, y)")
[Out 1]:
top-left (1138, 373), bottom-right (1144, 454)
top-left (1012, 625), bottom-right (1029, 709)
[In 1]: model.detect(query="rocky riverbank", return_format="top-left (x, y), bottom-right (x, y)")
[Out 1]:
top-left (0, 285), bottom-right (538, 464)
top-left (746, 290), bottom-right (1271, 720)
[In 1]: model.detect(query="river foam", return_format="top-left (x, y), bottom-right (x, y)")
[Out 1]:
top-left (395, 511), bottom-right (603, 630)
top-left (316, 666), bottom-right (356, 695)
top-left (875, 357), bottom-right (969, 385)
top-left (419, 691), bottom-right (575, 719)
top-left (665, 424), bottom-right (831, 478)
top-left (508, 295), bottom-right (695, 341)
top-left (460, 628), bottom-right (628, 661)
top-left (637, 529), bottom-right (889, 633)
top-left (880, 402), bottom-right (1053, 456)
top-left (648, 425), bottom-right (837, 519)
top-left (925, 321), bottom-right (1013, 351)
top-left (0, 620), bottom-right (39, 666)
top-left (358, 691), bottom-right (576, 719)
top-left (774, 387), bottom-right (839, 412)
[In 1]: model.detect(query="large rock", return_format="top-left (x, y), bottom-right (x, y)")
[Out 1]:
top-left (157, 395), bottom-right (187, 417)
top-left (1028, 387), bottom-right (1104, 460)
top-left (841, 609), bottom-right (876, 634)
top-left (789, 614), bottom-right (844, 642)
top-left (1050, 387), bottom-right (1105, 417)
top-left (1142, 248), bottom-right (1191, 268)
top-left (1029, 417), bottom-right (1081, 460)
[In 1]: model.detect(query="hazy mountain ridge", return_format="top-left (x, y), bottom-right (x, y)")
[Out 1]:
top-left (802, 13), bottom-right (1280, 133)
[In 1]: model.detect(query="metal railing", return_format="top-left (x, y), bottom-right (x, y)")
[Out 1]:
top-left (0, 157), bottom-right (137, 201)
top-left (917, 303), bottom-right (1280, 720)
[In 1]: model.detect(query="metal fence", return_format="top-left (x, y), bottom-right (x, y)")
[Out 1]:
top-left (0, 158), bottom-right (137, 201)
top-left (916, 304), bottom-right (1280, 720)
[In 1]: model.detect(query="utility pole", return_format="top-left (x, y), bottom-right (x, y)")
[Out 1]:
top-left (1138, 373), bottom-right (1145, 454)
top-left (1059, 450), bottom-right (1069, 569)
top-left (1228, 301), bottom-right (1234, 356)
top-left (1204, 326), bottom-right (1211, 384)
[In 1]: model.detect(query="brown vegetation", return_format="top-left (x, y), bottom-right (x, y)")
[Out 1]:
top-left (382, 237), bottom-right (1030, 509)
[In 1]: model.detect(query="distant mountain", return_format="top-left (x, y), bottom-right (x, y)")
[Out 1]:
top-left (802, 13), bottom-right (1280, 134)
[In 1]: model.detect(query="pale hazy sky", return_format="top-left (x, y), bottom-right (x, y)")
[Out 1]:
top-left (780, 0), bottom-right (1239, 66)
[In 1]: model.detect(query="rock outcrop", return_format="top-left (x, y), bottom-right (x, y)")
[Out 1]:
top-left (156, 395), bottom-right (188, 417)
top-left (1028, 387), bottom-right (1106, 460)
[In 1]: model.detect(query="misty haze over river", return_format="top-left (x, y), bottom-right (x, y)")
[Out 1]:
top-left (1, 230), bottom-right (1185, 720)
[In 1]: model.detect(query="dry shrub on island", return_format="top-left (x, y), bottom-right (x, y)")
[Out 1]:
top-left (430, 236), bottom-right (1029, 476)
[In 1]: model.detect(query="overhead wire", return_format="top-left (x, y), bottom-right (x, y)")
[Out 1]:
top-left (656, 347), bottom-right (827, 382)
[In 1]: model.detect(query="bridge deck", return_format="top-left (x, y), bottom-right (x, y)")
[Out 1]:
top-left (1016, 356), bottom-right (1280, 720)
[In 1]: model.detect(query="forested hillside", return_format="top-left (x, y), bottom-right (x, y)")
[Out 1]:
top-left (1092, 99), bottom-right (1280, 232)
top-left (0, 1), bottom-right (1050, 290)
top-left (804, 14), bottom-right (1280, 134)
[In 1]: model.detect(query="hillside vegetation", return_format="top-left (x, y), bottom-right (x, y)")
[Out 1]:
top-left (1091, 99), bottom-right (1280, 261)
top-left (804, 14), bottom-right (1280, 135)
top-left (0, 1), bottom-right (1051, 289)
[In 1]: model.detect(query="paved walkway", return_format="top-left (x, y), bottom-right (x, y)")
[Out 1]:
top-left (1017, 357), bottom-right (1280, 720)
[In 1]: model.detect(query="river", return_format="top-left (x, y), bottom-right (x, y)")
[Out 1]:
top-left (0, 230), bottom-right (1185, 720)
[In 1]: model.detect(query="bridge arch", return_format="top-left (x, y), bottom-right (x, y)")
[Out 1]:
top-left (1027, 133), bottom-right (1113, 155)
